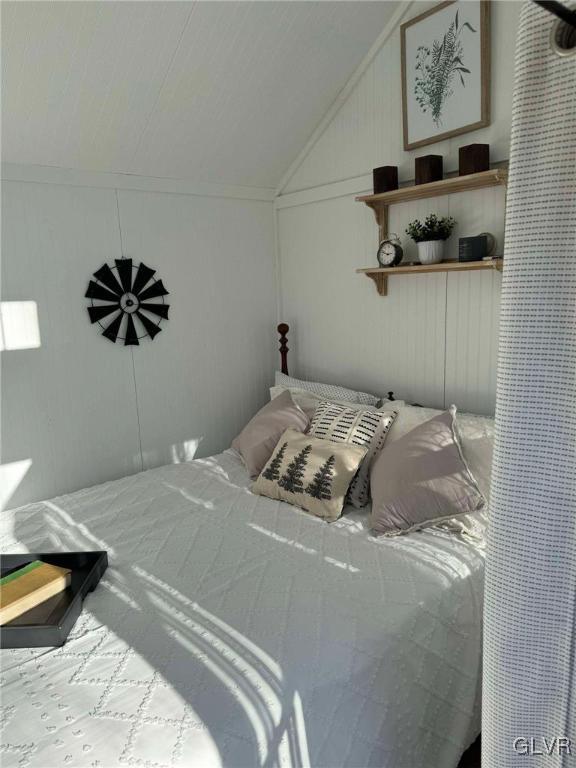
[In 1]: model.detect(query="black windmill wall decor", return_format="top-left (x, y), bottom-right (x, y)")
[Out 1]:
top-left (85, 259), bottom-right (169, 346)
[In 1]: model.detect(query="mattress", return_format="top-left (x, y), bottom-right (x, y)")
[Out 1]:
top-left (0, 450), bottom-right (485, 768)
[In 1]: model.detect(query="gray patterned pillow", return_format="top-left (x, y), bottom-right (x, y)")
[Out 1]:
top-left (275, 371), bottom-right (379, 407)
top-left (308, 400), bottom-right (397, 508)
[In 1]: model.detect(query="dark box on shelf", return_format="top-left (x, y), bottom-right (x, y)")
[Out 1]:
top-left (373, 166), bottom-right (398, 194)
top-left (459, 144), bottom-right (490, 175)
top-left (459, 235), bottom-right (489, 262)
top-left (415, 155), bottom-right (443, 185)
top-left (0, 551), bottom-right (108, 648)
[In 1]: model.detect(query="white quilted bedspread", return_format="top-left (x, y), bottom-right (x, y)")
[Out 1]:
top-left (0, 451), bottom-right (485, 768)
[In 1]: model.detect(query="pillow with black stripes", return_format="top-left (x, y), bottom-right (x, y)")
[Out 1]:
top-left (308, 400), bottom-right (397, 508)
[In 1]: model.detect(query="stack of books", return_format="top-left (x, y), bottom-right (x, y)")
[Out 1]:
top-left (0, 560), bottom-right (71, 625)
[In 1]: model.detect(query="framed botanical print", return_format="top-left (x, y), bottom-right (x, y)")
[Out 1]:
top-left (401, 0), bottom-right (490, 150)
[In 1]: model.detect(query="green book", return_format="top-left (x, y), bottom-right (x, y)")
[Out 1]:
top-left (0, 560), bottom-right (44, 586)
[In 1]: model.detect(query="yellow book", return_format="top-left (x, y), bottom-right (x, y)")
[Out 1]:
top-left (0, 561), bottom-right (71, 625)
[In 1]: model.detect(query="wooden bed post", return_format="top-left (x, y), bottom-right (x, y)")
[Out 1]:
top-left (277, 323), bottom-right (289, 375)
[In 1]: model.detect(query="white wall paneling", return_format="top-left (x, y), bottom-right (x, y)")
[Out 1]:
top-left (277, 186), bottom-right (502, 413)
top-left (386, 186), bottom-right (507, 264)
top-left (275, 1), bottom-right (411, 194)
top-left (116, 189), bottom-right (276, 469)
top-left (1, 1), bottom-right (401, 188)
top-left (2, 0), bottom-right (518, 507)
top-left (279, 199), bottom-right (504, 410)
top-left (1, 163), bottom-right (275, 202)
top-left (277, 195), bottom-right (447, 409)
top-left (445, 268), bottom-right (501, 415)
top-left (276, 2), bottom-right (517, 415)
top-left (1, 178), bottom-right (276, 507)
top-left (1, 181), bottom-right (142, 507)
top-left (281, 1), bottom-right (521, 194)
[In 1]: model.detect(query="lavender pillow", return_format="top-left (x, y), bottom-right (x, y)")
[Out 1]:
top-left (232, 390), bottom-right (309, 479)
top-left (370, 407), bottom-right (485, 537)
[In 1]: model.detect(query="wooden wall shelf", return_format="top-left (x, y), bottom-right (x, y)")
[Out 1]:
top-left (356, 168), bottom-right (508, 241)
top-left (357, 259), bottom-right (503, 296)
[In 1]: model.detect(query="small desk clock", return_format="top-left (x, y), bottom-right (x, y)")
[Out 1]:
top-left (377, 234), bottom-right (404, 267)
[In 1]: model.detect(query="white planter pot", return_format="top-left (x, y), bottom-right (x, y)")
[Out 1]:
top-left (417, 240), bottom-right (444, 265)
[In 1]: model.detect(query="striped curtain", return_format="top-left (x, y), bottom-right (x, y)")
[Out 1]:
top-left (483, 2), bottom-right (576, 767)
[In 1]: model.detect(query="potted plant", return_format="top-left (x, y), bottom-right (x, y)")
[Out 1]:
top-left (405, 214), bottom-right (456, 265)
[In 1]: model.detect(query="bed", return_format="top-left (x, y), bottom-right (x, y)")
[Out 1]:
top-left (0, 328), bottom-right (487, 768)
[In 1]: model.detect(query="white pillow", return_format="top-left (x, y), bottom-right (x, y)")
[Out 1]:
top-left (388, 403), bottom-right (494, 500)
top-left (275, 371), bottom-right (379, 407)
top-left (384, 398), bottom-right (405, 408)
top-left (387, 405), bottom-right (442, 442)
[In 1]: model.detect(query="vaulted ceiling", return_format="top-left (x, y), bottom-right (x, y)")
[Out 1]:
top-left (1, 1), bottom-right (399, 189)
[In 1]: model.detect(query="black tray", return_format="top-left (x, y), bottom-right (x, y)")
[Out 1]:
top-left (0, 551), bottom-right (108, 648)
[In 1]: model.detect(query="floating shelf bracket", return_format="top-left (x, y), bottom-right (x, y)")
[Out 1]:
top-left (366, 272), bottom-right (388, 296)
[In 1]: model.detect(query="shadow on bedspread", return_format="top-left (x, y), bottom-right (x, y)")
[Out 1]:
top-left (1, 459), bottom-right (485, 768)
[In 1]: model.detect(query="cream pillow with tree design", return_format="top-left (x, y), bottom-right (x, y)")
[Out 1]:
top-left (252, 428), bottom-right (367, 522)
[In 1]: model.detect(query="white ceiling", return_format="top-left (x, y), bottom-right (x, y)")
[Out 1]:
top-left (1, 1), bottom-right (399, 189)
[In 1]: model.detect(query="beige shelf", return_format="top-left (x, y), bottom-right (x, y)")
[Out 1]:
top-left (356, 169), bottom-right (508, 241)
top-left (357, 168), bottom-right (507, 207)
top-left (357, 259), bottom-right (503, 296)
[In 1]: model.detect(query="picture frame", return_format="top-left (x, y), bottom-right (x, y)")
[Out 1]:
top-left (401, 0), bottom-right (490, 151)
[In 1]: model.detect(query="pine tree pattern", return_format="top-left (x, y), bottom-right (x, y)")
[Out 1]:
top-left (278, 445), bottom-right (312, 494)
top-left (262, 442), bottom-right (287, 481)
top-left (305, 455), bottom-right (335, 500)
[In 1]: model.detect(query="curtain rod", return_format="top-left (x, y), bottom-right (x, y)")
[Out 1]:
top-left (533, 0), bottom-right (576, 29)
